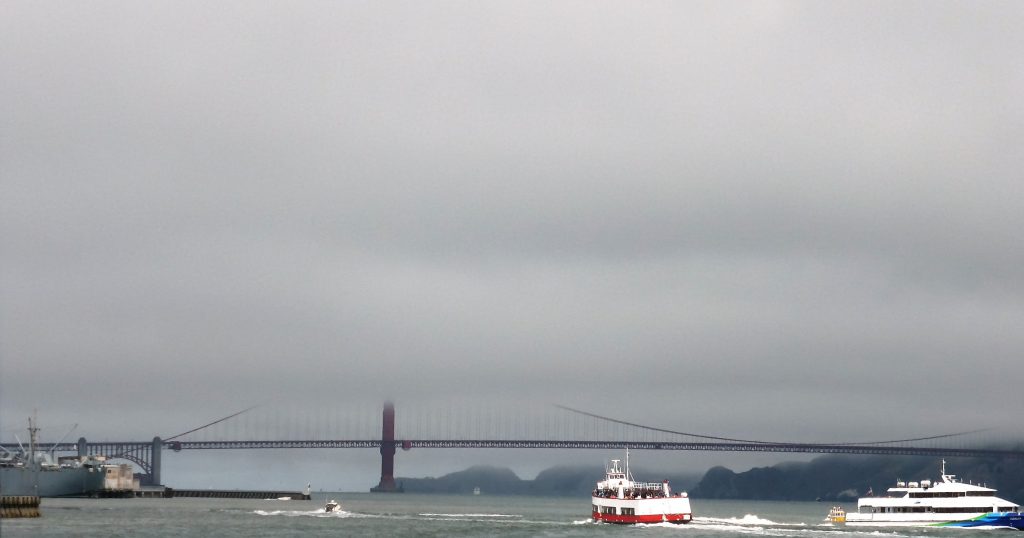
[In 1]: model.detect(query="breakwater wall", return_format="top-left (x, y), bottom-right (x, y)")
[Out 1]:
top-left (165, 488), bottom-right (310, 500)
top-left (0, 496), bottom-right (41, 518)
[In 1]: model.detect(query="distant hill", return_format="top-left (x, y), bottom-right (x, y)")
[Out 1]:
top-left (396, 453), bottom-right (1024, 501)
top-left (396, 465), bottom-right (701, 496)
top-left (693, 454), bottom-right (1024, 502)
top-left (397, 465), bottom-right (527, 494)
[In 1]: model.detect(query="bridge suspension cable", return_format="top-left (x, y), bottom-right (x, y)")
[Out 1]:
top-left (553, 404), bottom-right (991, 446)
top-left (164, 405), bottom-right (260, 441)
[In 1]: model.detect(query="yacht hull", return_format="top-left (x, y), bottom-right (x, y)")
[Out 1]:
top-left (845, 512), bottom-right (1024, 530)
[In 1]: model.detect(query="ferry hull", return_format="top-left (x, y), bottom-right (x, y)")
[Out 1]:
top-left (937, 512), bottom-right (1024, 529)
top-left (937, 512), bottom-right (1024, 528)
top-left (592, 511), bottom-right (691, 524)
top-left (591, 495), bottom-right (693, 525)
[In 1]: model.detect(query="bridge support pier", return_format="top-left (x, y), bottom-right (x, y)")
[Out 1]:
top-left (371, 402), bottom-right (402, 492)
top-left (151, 437), bottom-right (162, 486)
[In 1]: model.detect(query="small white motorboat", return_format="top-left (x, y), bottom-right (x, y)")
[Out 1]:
top-left (325, 499), bottom-right (341, 513)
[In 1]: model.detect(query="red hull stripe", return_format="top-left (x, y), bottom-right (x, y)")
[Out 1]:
top-left (592, 512), bottom-right (691, 524)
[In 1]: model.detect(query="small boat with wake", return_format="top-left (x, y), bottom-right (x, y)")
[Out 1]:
top-left (324, 499), bottom-right (340, 513)
top-left (826, 505), bottom-right (846, 523)
top-left (591, 451), bottom-right (692, 524)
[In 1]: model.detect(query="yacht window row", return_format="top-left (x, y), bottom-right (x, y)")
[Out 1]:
top-left (908, 491), bottom-right (994, 498)
top-left (866, 506), bottom-right (1018, 513)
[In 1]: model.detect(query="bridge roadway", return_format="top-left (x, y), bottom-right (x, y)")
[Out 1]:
top-left (16, 440), bottom-right (1023, 459)
top-left (170, 440), bottom-right (1024, 459)
top-left (6, 439), bottom-right (1022, 490)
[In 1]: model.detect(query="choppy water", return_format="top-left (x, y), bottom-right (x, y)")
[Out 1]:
top-left (0, 494), bottom-right (1003, 537)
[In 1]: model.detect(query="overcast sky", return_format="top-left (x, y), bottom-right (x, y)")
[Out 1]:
top-left (2, 1), bottom-right (1022, 489)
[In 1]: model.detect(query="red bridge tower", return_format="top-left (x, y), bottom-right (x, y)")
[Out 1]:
top-left (370, 402), bottom-right (403, 492)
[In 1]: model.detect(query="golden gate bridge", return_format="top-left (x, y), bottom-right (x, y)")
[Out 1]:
top-left (4, 402), bottom-right (1022, 489)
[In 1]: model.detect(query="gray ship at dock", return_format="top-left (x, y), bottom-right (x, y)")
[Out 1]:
top-left (1, 417), bottom-right (133, 497)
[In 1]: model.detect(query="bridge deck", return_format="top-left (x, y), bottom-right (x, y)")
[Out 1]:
top-left (7, 440), bottom-right (1022, 459)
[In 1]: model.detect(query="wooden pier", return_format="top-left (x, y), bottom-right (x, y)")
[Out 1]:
top-left (0, 496), bottom-right (41, 518)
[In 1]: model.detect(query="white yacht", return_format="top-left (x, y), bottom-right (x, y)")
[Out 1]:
top-left (839, 461), bottom-right (1022, 529)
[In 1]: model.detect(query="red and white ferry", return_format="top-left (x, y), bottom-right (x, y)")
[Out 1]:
top-left (591, 452), bottom-right (693, 524)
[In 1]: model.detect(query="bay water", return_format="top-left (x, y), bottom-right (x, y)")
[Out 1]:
top-left (0, 494), bottom-right (991, 537)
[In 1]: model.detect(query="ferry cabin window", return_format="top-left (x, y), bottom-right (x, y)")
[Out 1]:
top-left (601, 506), bottom-right (617, 515)
top-left (622, 508), bottom-right (635, 516)
top-left (592, 505), bottom-right (598, 513)
top-left (910, 491), bottom-right (964, 498)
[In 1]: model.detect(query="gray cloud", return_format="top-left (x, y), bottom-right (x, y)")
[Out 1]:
top-left (2, 1), bottom-right (1022, 486)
